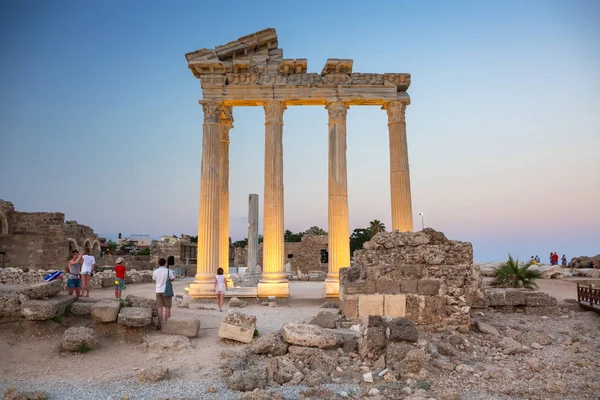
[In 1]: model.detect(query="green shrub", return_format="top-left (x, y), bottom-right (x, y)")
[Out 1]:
top-left (253, 329), bottom-right (260, 338)
top-left (492, 254), bottom-right (541, 289)
top-left (77, 343), bottom-right (91, 353)
top-left (51, 315), bottom-right (62, 323)
top-left (418, 381), bottom-right (431, 390)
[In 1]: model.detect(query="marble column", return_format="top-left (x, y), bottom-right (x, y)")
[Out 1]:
top-left (325, 101), bottom-right (351, 298)
top-left (219, 107), bottom-right (234, 287)
top-left (257, 100), bottom-right (289, 298)
top-left (383, 99), bottom-right (413, 232)
top-left (247, 193), bottom-right (259, 274)
top-left (189, 100), bottom-right (222, 298)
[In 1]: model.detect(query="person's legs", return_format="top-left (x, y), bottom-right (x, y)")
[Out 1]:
top-left (80, 275), bottom-right (86, 297)
top-left (157, 307), bottom-right (163, 328)
top-left (166, 307), bottom-right (171, 321)
top-left (156, 294), bottom-right (164, 329)
top-left (164, 296), bottom-right (172, 322)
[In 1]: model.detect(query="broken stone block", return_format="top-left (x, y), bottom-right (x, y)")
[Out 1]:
top-left (18, 280), bottom-right (63, 300)
top-left (358, 325), bottom-right (386, 360)
top-left (91, 300), bottom-right (121, 323)
top-left (125, 294), bottom-right (157, 309)
top-left (417, 279), bottom-right (441, 295)
top-left (310, 311), bottom-right (338, 329)
top-left (266, 356), bottom-right (300, 385)
top-left (287, 345), bottom-right (338, 372)
top-left (387, 317), bottom-right (418, 343)
top-left (341, 295), bottom-right (358, 320)
top-left (358, 294), bottom-right (384, 317)
top-left (248, 332), bottom-right (289, 356)
top-left (145, 334), bottom-right (191, 352)
top-left (226, 370), bottom-right (264, 392)
top-left (525, 291), bottom-right (557, 307)
top-left (384, 294), bottom-right (406, 318)
top-left (218, 311), bottom-right (256, 344)
top-left (70, 300), bottom-right (96, 316)
top-left (229, 297), bottom-right (248, 308)
top-left (162, 316), bottom-right (201, 338)
top-left (117, 307), bottom-right (152, 327)
top-left (61, 327), bottom-right (97, 352)
top-left (281, 323), bottom-right (342, 348)
top-left (20, 295), bottom-right (76, 320)
top-left (0, 293), bottom-right (21, 317)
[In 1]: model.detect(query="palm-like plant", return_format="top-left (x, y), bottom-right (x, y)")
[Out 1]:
top-left (492, 254), bottom-right (541, 289)
top-left (368, 219), bottom-right (386, 238)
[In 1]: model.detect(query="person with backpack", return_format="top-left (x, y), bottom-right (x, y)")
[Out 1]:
top-left (152, 258), bottom-right (174, 330)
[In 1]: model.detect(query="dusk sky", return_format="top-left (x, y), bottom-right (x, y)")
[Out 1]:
top-left (0, 0), bottom-right (598, 262)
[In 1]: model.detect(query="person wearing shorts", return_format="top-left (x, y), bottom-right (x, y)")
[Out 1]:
top-left (78, 247), bottom-right (95, 297)
top-left (152, 258), bottom-right (174, 330)
top-left (214, 267), bottom-right (227, 312)
top-left (66, 250), bottom-right (81, 297)
top-left (114, 257), bottom-right (126, 301)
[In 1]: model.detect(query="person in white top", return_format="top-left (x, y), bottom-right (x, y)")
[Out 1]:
top-left (214, 267), bottom-right (228, 312)
top-left (152, 258), bottom-right (175, 330)
top-left (78, 247), bottom-right (95, 298)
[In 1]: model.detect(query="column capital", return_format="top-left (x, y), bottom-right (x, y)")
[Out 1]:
top-left (383, 99), bottom-right (410, 123)
top-left (199, 100), bottom-right (223, 124)
top-left (264, 100), bottom-right (286, 124)
top-left (326, 101), bottom-right (349, 123)
top-left (220, 105), bottom-right (234, 127)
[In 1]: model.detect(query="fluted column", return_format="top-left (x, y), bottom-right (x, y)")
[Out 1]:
top-left (257, 100), bottom-right (289, 298)
top-left (325, 101), bottom-right (350, 298)
top-left (189, 100), bottom-right (222, 298)
top-left (219, 107), bottom-right (234, 287)
top-left (383, 99), bottom-right (413, 232)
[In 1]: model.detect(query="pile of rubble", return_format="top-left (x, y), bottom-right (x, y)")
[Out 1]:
top-left (0, 280), bottom-right (75, 319)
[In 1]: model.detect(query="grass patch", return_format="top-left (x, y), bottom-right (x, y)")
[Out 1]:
top-left (51, 315), bottom-right (62, 323)
top-left (253, 328), bottom-right (260, 338)
top-left (418, 381), bottom-right (431, 390)
top-left (77, 343), bottom-right (91, 353)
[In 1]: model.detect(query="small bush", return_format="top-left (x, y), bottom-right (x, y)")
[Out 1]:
top-left (77, 343), bottom-right (91, 353)
top-left (253, 329), bottom-right (260, 338)
top-left (492, 254), bottom-right (541, 289)
top-left (51, 315), bottom-right (61, 323)
top-left (418, 380), bottom-right (431, 390)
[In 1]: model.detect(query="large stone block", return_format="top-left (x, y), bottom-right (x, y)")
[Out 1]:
top-left (525, 291), bottom-right (557, 307)
top-left (341, 295), bottom-right (358, 320)
top-left (417, 279), bottom-right (441, 295)
top-left (21, 295), bottom-right (76, 320)
top-left (126, 294), bottom-right (157, 309)
top-left (400, 279), bottom-right (418, 294)
top-left (70, 300), bottom-right (99, 316)
top-left (91, 300), bottom-right (121, 323)
top-left (19, 280), bottom-right (63, 299)
top-left (387, 317), bottom-right (418, 342)
top-left (358, 294), bottom-right (384, 317)
top-left (0, 293), bottom-right (21, 317)
top-left (384, 294), bottom-right (406, 318)
top-left (358, 325), bottom-right (386, 360)
top-left (117, 307), bottom-right (152, 327)
top-left (218, 312), bottom-right (256, 344)
top-left (61, 327), bottom-right (97, 351)
top-left (342, 280), bottom-right (376, 295)
top-left (162, 316), bottom-right (201, 338)
top-left (281, 323), bottom-right (342, 349)
top-left (310, 311), bottom-right (338, 329)
top-left (422, 296), bottom-right (445, 324)
top-left (375, 278), bottom-right (400, 294)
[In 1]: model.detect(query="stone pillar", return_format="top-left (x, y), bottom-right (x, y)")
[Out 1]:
top-left (247, 193), bottom-right (259, 274)
top-left (383, 99), bottom-right (413, 232)
top-left (325, 101), bottom-right (351, 298)
top-left (219, 107), bottom-right (234, 287)
top-left (257, 100), bottom-right (289, 298)
top-left (189, 100), bottom-right (222, 298)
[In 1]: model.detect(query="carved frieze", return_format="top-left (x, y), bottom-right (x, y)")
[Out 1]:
top-left (351, 73), bottom-right (384, 85)
top-left (200, 74), bottom-right (226, 87)
top-left (383, 73), bottom-right (411, 90)
top-left (226, 73), bottom-right (260, 85)
top-left (259, 73), bottom-right (288, 85)
top-left (287, 73), bottom-right (322, 85)
top-left (323, 73), bottom-right (352, 85)
top-left (200, 101), bottom-right (222, 124)
top-left (264, 100), bottom-right (286, 124)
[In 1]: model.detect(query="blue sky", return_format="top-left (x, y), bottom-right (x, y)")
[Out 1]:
top-left (1, 0), bottom-right (598, 262)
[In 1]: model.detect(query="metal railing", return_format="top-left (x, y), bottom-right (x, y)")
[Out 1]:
top-left (577, 283), bottom-right (600, 310)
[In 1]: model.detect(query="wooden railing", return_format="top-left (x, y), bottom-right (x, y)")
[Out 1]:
top-left (577, 283), bottom-right (600, 310)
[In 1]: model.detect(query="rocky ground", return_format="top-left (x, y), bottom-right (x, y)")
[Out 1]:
top-left (1, 281), bottom-right (599, 400)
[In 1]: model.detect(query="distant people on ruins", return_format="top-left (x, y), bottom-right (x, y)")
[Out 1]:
top-left (549, 252), bottom-right (554, 265)
top-left (530, 256), bottom-right (537, 265)
top-left (552, 252), bottom-right (559, 265)
top-left (591, 260), bottom-right (597, 269)
top-left (561, 254), bottom-right (567, 267)
top-left (215, 267), bottom-right (228, 312)
top-left (153, 258), bottom-right (175, 331)
top-left (535, 255), bottom-right (540, 264)
top-left (114, 257), bottom-right (126, 301)
top-left (66, 250), bottom-right (81, 297)
top-left (79, 247), bottom-right (95, 297)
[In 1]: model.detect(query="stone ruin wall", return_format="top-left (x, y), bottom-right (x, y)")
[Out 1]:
top-left (0, 200), bottom-right (99, 270)
top-left (340, 229), bottom-right (484, 332)
top-left (233, 234), bottom-right (329, 275)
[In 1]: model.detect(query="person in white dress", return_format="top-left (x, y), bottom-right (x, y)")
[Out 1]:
top-left (214, 267), bottom-right (227, 312)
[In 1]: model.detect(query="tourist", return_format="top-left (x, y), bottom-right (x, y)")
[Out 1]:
top-left (79, 247), bottom-right (95, 297)
top-left (152, 258), bottom-right (174, 330)
top-left (591, 261), bottom-right (597, 269)
top-left (214, 267), bottom-right (228, 312)
top-left (549, 252), bottom-right (554, 265)
top-left (114, 257), bottom-right (126, 301)
top-left (552, 252), bottom-right (559, 266)
top-left (535, 255), bottom-right (540, 264)
top-left (66, 250), bottom-right (81, 297)
top-left (561, 254), bottom-right (567, 267)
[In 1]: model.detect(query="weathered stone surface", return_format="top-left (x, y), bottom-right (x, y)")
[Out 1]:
top-left (229, 297), bottom-right (248, 308)
top-left (281, 323), bottom-right (342, 349)
top-left (145, 334), bottom-right (191, 352)
top-left (0, 293), bottom-right (21, 317)
top-left (2, 387), bottom-right (48, 400)
top-left (91, 300), bottom-right (121, 323)
top-left (219, 312), bottom-right (256, 343)
top-left (358, 325), bottom-right (387, 360)
top-left (18, 280), bottom-right (63, 299)
top-left (417, 279), bottom-right (441, 295)
top-left (117, 307), bottom-right (152, 327)
top-left (248, 332), bottom-right (288, 356)
top-left (358, 294), bottom-right (384, 316)
top-left (287, 345), bottom-right (338, 372)
top-left (125, 294), bottom-right (157, 309)
top-left (267, 356), bottom-right (300, 384)
top-left (226, 370), bottom-right (264, 392)
top-left (20, 295), bottom-right (76, 320)
top-left (387, 317), bottom-right (418, 343)
top-left (61, 327), bottom-right (97, 352)
top-left (70, 300), bottom-right (95, 316)
top-left (341, 295), bottom-right (358, 320)
top-left (395, 348), bottom-right (428, 379)
top-left (384, 294), bottom-right (406, 317)
top-left (310, 311), bottom-right (338, 329)
top-left (137, 366), bottom-right (169, 382)
top-left (162, 316), bottom-right (201, 338)
top-left (476, 321), bottom-right (500, 336)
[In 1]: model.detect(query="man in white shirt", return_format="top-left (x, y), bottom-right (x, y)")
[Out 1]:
top-left (152, 258), bottom-right (175, 330)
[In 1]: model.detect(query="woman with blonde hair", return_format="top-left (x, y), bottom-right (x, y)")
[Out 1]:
top-left (79, 247), bottom-right (95, 297)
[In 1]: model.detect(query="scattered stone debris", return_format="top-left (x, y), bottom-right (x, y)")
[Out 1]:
top-left (309, 311), bottom-right (338, 329)
top-left (136, 366), bottom-right (169, 382)
top-left (218, 311), bottom-right (257, 344)
top-left (229, 297), bottom-right (248, 308)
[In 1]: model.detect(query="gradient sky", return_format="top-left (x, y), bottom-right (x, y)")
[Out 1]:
top-left (1, 0), bottom-right (598, 262)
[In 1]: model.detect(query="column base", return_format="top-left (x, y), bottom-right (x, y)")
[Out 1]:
top-left (225, 274), bottom-right (234, 288)
top-left (324, 276), bottom-right (340, 298)
top-left (188, 274), bottom-right (217, 299)
top-left (257, 279), bottom-right (289, 298)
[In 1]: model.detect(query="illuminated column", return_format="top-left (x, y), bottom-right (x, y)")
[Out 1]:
top-left (219, 107), bottom-right (234, 287)
top-left (257, 100), bottom-right (289, 298)
top-left (325, 101), bottom-right (350, 298)
top-left (189, 100), bottom-right (222, 298)
top-left (383, 99), bottom-right (413, 232)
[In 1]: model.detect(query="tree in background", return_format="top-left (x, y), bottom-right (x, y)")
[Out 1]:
top-left (350, 228), bottom-right (371, 256)
top-left (233, 238), bottom-right (248, 247)
top-left (368, 219), bottom-right (386, 238)
top-left (107, 240), bottom-right (118, 254)
top-left (304, 226), bottom-right (327, 236)
top-left (137, 247), bottom-right (151, 256)
top-left (284, 229), bottom-right (304, 242)
top-left (258, 234), bottom-right (264, 244)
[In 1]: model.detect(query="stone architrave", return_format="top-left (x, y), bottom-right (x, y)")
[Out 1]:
top-left (247, 193), bottom-right (259, 274)
top-left (257, 100), bottom-right (289, 298)
top-left (325, 101), bottom-right (350, 298)
top-left (189, 100), bottom-right (222, 298)
top-left (383, 99), bottom-right (413, 232)
top-left (219, 107), bottom-right (234, 287)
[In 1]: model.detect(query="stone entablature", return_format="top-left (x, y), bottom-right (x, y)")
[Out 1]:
top-left (185, 28), bottom-right (410, 106)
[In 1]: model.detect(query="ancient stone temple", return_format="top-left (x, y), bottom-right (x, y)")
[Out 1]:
top-left (185, 29), bottom-right (414, 298)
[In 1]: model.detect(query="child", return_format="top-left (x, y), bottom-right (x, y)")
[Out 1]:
top-left (214, 267), bottom-right (227, 312)
top-left (79, 247), bottom-right (95, 297)
top-left (152, 258), bottom-right (175, 330)
top-left (114, 257), bottom-right (126, 301)
top-left (66, 250), bottom-right (81, 297)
